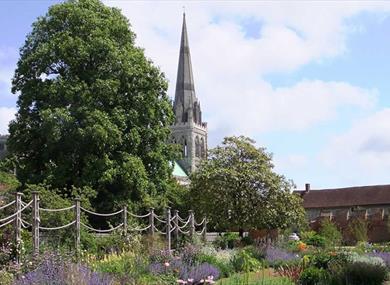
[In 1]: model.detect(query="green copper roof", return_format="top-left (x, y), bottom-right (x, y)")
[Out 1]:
top-left (173, 161), bottom-right (188, 177)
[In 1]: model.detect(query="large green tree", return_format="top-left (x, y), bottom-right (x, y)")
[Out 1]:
top-left (190, 136), bottom-right (305, 235)
top-left (8, 0), bottom-right (176, 211)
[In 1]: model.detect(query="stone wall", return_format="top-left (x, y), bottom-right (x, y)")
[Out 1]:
top-left (307, 206), bottom-right (390, 243)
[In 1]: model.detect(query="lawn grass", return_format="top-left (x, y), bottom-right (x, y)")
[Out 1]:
top-left (217, 270), bottom-right (294, 285)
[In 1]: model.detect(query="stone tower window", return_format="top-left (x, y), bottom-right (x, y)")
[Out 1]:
top-left (0, 143), bottom-right (4, 151)
top-left (184, 140), bottom-right (188, 157)
top-left (195, 136), bottom-right (200, 157)
top-left (200, 138), bottom-right (205, 158)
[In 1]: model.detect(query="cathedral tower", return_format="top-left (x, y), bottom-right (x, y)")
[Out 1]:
top-left (171, 13), bottom-right (207, 175)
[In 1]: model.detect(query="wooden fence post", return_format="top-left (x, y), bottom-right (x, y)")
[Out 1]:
top-left (14, 192), bottom-right (22, 264)
top-left (166, 207), bottom-right (171, 253)
top-left (32, 191), bottom-right (40, 256)
top-left (189, 210), bottom-right (195, 240)
top-left (202, 216), bottom-right (207, 242)
top-left (74, 198), bottom-right (81, 254)
top-left (149, 208), bottom-right (155, 237)
top-left (122, 206), bottom-right (127, 237)
top-left (173, 210), bottom-right (179, 248)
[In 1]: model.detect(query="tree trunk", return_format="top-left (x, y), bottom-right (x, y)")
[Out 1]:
top-left (239, 228), bottom-right (244, 238)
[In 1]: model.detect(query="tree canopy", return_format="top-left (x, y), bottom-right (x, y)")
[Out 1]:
top-left (8, 0), bottom-right (177, 211)
top-left (190, 136), bottom-right (305, 233)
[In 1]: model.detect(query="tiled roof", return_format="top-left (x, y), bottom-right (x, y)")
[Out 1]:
top-left (295, 184), bottom-right (390, 209)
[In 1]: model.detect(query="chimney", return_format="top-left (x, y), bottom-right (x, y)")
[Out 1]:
top-left (305, 183), bottom-right (310, 193)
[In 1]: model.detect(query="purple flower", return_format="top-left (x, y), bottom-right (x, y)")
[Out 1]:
top-left (179, 263), bottom-right (220, 284)
top-left (369, 252), bottom-right (390, 268)
top-left (265, 246), bottom-right (298, 263)
top-left (14, 258), bottom-right (113, 285)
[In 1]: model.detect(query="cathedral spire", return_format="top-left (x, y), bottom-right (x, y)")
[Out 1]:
top-left (174, 12), bottom-right (197, 123)
top-left (171, 13), bottom-right (207, 175)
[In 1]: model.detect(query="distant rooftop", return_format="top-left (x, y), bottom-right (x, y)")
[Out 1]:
top-left (296, 184), bottom-right (390, 209)
top-left (173, 161), bottom-right (188, 177)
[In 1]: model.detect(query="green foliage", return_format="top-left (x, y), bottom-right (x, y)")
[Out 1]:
top-left (319, 219), bottom-right (342, 247)
top-left (90, 251), bottom-right (148, 279)
top-left (300, 231), bottom-right (327, 248)
top-left (343, 261), bottom-right (388, 285)
top-left (349, 218), bottom-right (368, 243)
top-left (299, 267), bottom-right (329, 285)
top-left (8, 0), bottom-right (176, 212)
top-left (0, 270), bottom-right (13, 285)
top-left (307, 250), bottom-right (348, 271)
top-left (23, 184), bottom-right (94, 248)
top-left (197, 253), bottom-right (235, 278)
top-left (190, 136), bottom-right (306, 232)
top-left (0, 171), bottom-right (20, 192)
top-left (231, 249), bottom-right (263, 273)
top-left (214, 232), bottom-right (240, 249)
top-left (217, 272), bottom-right (294, 285)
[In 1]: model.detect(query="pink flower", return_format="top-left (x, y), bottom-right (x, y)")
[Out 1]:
top-left (164, 262), bottom-right (170, 267)
top-left (176, 280), bottom-right (187, 284)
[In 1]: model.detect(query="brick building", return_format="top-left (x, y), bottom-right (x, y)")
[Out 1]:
top-left (296, 184), bottom-right (390, 243)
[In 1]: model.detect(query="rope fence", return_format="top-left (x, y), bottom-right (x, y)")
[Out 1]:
top-left (0, 192), bottom-right (207, 263)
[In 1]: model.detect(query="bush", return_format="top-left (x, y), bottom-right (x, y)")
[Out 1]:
top-left (231, 249), bottom-right (262, 273)
top-left (349, 218), bottom-right (368, 244)
top-left (306, 250), bottom-right (349, 273)
top-left (343, 261), bottom-right (387, 285)
top-left (264, 246), bottom-right (298, 267)
top-left (214, 232), bottom-right (240, 249)
top-left (319, 219), bottom-right (342, 247)
top-left (241, 236), bottom-right (254, 246)
top-left (14, 255), bottom-right (114, 285)
top-left (300, 231), bottom-right (327, 248)
top-left (299, 267), bottom-right (329, 285)
top-left (90, 251), bottom-right (148, 280)
top-left (197, 253), bottom-right (235, 277)
top-left (0, 270), bottom-right (13, 285)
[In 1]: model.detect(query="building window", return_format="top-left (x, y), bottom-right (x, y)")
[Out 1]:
top-left (0, 143), bottom-right (4, 151)
top-left (195, 136), bottom-right (200, 157)
top-left (200, 138), bottom-right (205, 158)
top-left (184, 140), bottom-right (188, 157)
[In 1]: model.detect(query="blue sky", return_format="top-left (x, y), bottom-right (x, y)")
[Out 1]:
top-left (1, 1), bottom-right (390, 189)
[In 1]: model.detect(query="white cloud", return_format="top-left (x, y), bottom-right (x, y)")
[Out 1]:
top-left (320, 109), bottom-right (390, 186)
top-left (0, 107), bottom-right (15, 135)
top-left (104, 1), bottom-right (387, 145)
top-left (206, 79), bottom-right (377, 138)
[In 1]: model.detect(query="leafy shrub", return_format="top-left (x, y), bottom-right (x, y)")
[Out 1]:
top-left (300, 231), bottom-right (327, 248)
top-left (90, 251), bottom-right (148, 279)
top-left (349, 218), bottom-right (368, 243)
top-left (343, 261), bottom-right (387, 285)
top-left (308, 250), bottom-right (348, 270)
top-left (299, 267), bottom-right (329, 285)
top-left (197, 253), bottom-right (234, 277)
top-left (214, 232), bottom-right (240, 249)
top-left (244, 245), bottom-right (265, 261)
top-left (216, 272), bottom-right (294, 285)
top-left (241, 236), bottom-right (254, 246)
top-left (0, 270), bottom-right (14, 285)
top-left (319, 219), bottom-right (342, 247)
top-left (231, 249), bottom-right (262, 272)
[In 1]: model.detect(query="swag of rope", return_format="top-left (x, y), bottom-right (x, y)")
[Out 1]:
top-left (0, 192), bottom-right (207, 263)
